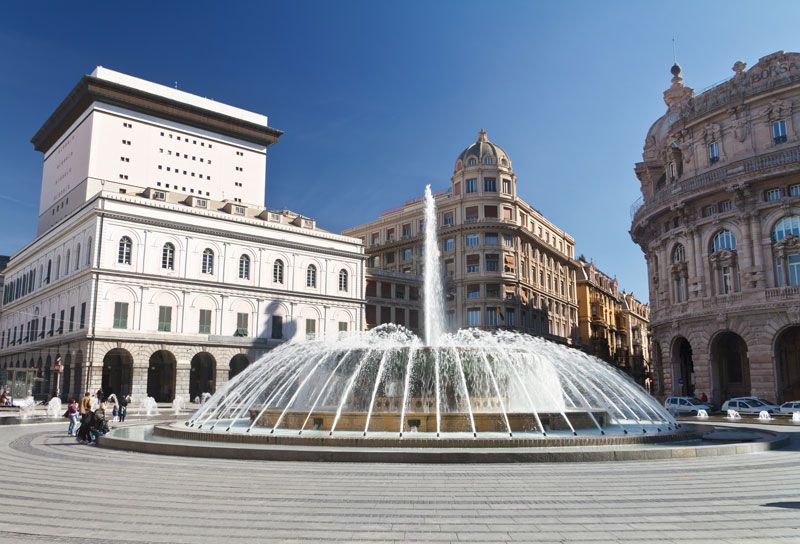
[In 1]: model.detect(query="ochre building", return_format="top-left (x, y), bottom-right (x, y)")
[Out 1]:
top-left (630, 51), bottom-right (800, 404)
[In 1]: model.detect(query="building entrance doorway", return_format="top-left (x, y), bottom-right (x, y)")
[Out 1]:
top-left (101, 349), bottom-right (133, 399)
top-left (147, 350), bottom-right (176, 402)
top-left (672, 337), bottom-right (694, 397)
top-left (190, 352), bottom-right (216, 401)
top-left (711, 332), bottom-right (750, 401)
top-left (776, 326), bottom-right (800, 401)
top-left (228, 354), bottom-right (250, 380)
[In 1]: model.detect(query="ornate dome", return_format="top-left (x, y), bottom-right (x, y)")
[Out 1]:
top-left (454, 129), bottom-right (511, 172)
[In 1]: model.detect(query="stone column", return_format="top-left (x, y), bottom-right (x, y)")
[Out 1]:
top-left (175, 354), bottom-right (191, 401)
top-left (751, 214), bottom-right (765, 288)
top-left (692, 229), bottom-right (704, 296)
top-left (749, 348), bottom-right (779, 402)
top-left (131, 351), bottom-right (148, 401)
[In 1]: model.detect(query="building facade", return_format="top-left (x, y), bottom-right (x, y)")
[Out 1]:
top-left (345, 130), bottom-right (579, 343)
top-left (575, 258), bottom-right (650, 383)
top-left (630, 51), bottom-right (800, 404)
top-left (0, 67), bottom-right (364, 402)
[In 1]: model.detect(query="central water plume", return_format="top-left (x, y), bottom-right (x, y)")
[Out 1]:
top-left (423, 184), bottom-right (445, 346)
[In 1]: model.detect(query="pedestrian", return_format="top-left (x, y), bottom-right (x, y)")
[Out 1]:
top-left (118, 394), bottom-right (129, 422)
top-left (76, 408), bottom-right (94, 444)
top-left (79, 392), bottom-right (92, 417)
top-left (88, 408), bottom-right (109, 444)
top-left (700, 391), bottom-right (708, 403)
top-left (106, 393), bottom-right (120, 422)
top-left (66, 397), bottom-right (79, 436)
top-left (95, 388), bottom-right (104, 404)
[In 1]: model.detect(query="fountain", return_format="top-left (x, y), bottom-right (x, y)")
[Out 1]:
top-left (758, 410), bottom-right (772, 421)
top-left (139, 397), bottom-right (159, 416)
top-left (46, 397), bottom-right (62, 419)
top-left (793, 411), bottom-right (800, 424)
top-left (18, 397), bottom-right (36, 419)
top-left (186, 185), bottom-right (676, 442)
top-left (727, 410), bottom-right (741, 420)
top-left (172, 396), bottom-right (186, 415)
top-left (695, 409), bottom-right (709, 419)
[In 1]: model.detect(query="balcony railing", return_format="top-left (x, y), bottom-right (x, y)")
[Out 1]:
top-left (766, 285), bottom-right (800, 299)
top-left (631, 144), bottom-right (800, 223)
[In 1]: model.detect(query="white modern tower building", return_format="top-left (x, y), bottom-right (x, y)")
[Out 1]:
top-left (0, 67), bottom-right (364, 403)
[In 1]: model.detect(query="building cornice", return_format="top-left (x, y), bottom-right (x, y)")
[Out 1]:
top-left (31, 75), bottom-right (283, 153)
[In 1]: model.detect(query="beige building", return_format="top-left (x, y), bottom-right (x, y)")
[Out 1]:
top-left (575, 258), bottom-right (650, 383)
top-left (631, 51), bottom-right (800, 404)
top-left (345, 130), bottom-right (579, 342)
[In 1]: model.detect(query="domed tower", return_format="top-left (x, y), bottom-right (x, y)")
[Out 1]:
top-left (630, 51), bottom-right (800, 405)
top-left (451, 129), bottom-right (516, 198)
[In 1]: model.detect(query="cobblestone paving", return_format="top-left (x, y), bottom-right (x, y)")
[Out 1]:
top-left (1, 422), bottom-right (800, 543)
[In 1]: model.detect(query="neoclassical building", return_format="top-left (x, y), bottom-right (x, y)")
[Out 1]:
top-left (630, 51), bottom-right (800, 403)
top-left (345, 130), bottom-right (579, 343)
top-left (0, 67), bottom-right (364, 402)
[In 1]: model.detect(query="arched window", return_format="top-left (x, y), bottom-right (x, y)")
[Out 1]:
top-left (38, 265), bottom-right (43, 288)
top-left (65, 250), bottom-right (70, 275)
top-left (772, 216), bottom-right (800, 287)
top-left (238, 254), bottom-right (250, 280)
top-left (46, 260), bottom-right (51, 284)
top-left (711, 230), bottom-right (736, 252)
top-left (273, 260), bottom-right (284, 284)
top-left (483, 156), bottom-right (494, 165)
top-left (338, 269), bottom-right (348, 292)
top-left (772, 216), bottom-right (800, 241)
top-left (671, 244), bottom-right (685, 263)
top-left (201, 248), bottom-right (214, 274)
top-left (162, 243), bottom-right (175, 270)
top-left (118, 236), bottom-right (132, 264)
top-left (75, 244), bottom-right (80, 270)
top-left (710, 230), bottom-right (739, 294)
top-left (467, 157), bottom-right (477, 166)
top-left (55, 255), bottom-right (61, 279)
top-left (86, 237), bottom-right (93, 266)
top-left (306, 264), bottom-right (317, 288)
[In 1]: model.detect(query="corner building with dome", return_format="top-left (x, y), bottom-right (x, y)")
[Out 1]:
top-left (631, 51), bottom-right (800, 404)
top-left (344, 130), bottom-right (580, 343)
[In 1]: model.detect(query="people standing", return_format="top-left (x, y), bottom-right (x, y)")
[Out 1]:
top-left (118, 394), bottom-right (130, 422)
top-left (95, 388), bottom-right (104, 404)
top-left (88, 408), bottom-right (109, 444)
top-left (66, 397), bottom-right (79, 436)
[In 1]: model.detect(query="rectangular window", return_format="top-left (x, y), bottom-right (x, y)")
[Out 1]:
top-left (465, 179), bottom-right (477, 193)
top-left (198, 309), bottom-right (212, 334)
top-left (305, 318), bottom-right (316, 339)
top-left (402, 223), bottom-right (411, 237)
top-left (466, 254), bottom-right (480, 273)
top-left (502, 207), bottom-right (513, 221)
top-left (789, 255), bottom-right (800, 286)
top-left (444, 238), bottom-right (455, 252)
top-left (467, 284), bottom-right (480, 299)
top-left (58, 310), bottom-right (65, 334)
top-left (718, 200), bottom-right (732, 212)
top-left (371, 232), bottom-right (380, 245)
top-left (502, 234), bottom-right (513, 247)
top-left (790, 184), bottom-right (800, 197)
top-left (485, 233), bottom-right (499, 246)
top-left (708, 141), bottom-right (720, 163)
top-left (385, 251), bottom-right (395, 264)
top-left (483, 178), bottom-right (496, 192)
top-left (502, 179), bottom-right (511, 194)
top-left (773, 119), bottom-right (788, 144)
top-left (465, 234), bottom-right (480, 247)
top-left (395, 284), bottom-right (406, 299)
top-left (720, 266), bottom-right (732, 295)
top-left (158, 305), bottom-right (172, 332)
top-left (765, 188), bottom-right (782, 202)
top-left (504, 254), bottom-right (516, 273)
top-left (483, 205), bottom-right (498, 219)
top-left (465, 206), bottom-right (479, 223)
top-left (485, 254), bottom-right (499, 272)
top-left (271, 316), bottom-right (283, 339)
top-left (387, 228), bottom-right (395, 242)
top-left (454, 181), bottom-right (461, 195)
top-left (443, 212), bottom-right (454, 226)
top-left (49, 313), bottom-right (55, 336)
top-left (467, 308), bottom-right (481, 327)
top-left (338, 321), bottom-right (348, 332)
top-left (505, 308), bottom-right (516, 327)
top-left (236, 313), bottom-right (249, 336)
top-left (486, 284), bottom-right (500, 298)
top-left (69, 306), bottom-right (75, 332)
top-left (403, 248), bottom-right (413, 261)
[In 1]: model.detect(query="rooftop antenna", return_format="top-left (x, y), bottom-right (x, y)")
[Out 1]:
top-left (672, 34), bottom-right (677, 64)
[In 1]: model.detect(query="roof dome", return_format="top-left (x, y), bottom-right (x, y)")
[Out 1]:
top-left (455, 129), bottom-right (511, 172)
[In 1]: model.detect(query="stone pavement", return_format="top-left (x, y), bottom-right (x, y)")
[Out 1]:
top-left (1, 422), bottom-right (799, 543)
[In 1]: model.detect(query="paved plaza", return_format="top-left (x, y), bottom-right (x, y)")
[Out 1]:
top-left (1, 422), bottom-right (799, 543)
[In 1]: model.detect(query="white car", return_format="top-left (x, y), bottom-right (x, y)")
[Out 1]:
top-left (664, 396), bottom-right (711, 416)
top-left (779, 401), bottom-right (800, 414)
top-left (721, 398), bottom-right (780, 415)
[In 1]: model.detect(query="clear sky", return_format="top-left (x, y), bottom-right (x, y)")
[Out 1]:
top-left (1, 1), bottom-right (799, 299)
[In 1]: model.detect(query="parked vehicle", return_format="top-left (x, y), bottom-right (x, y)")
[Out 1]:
top-left (664, 396), bottom-right (711, 416)
top-left (778, 401), bottom-right (800, 414)
top-left (721, 397), bottom-right (780, 414)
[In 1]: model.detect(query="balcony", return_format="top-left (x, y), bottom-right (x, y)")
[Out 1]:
top-left (631, 144), bottom-right (800, 223)
top-left (766, 285), bottom-right (800, 299)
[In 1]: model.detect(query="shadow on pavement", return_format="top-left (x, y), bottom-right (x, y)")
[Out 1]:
top-left (762, 501), bottom-right (800, 510)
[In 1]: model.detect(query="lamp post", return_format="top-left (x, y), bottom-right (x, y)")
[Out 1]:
top-left (52, 356), bottom-right (63, 399)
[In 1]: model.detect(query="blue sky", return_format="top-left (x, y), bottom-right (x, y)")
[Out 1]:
top-left (1, 1), bottom-right (799, 299)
